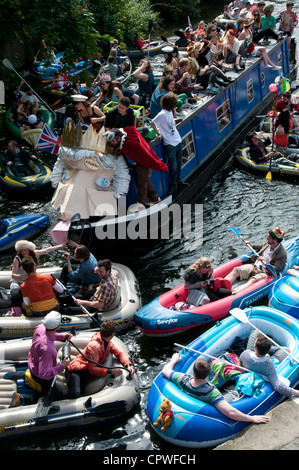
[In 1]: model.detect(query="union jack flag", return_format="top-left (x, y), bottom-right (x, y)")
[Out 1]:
top-left (187, 16), bottom-right (193, 32)
top-left (36, 123), bottom-right (61, 155)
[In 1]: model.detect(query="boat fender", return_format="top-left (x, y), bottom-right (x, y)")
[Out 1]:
top-left (24, 369), bottom-right (42, 393)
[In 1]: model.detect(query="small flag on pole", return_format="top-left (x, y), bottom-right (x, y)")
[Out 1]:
top-left (187, 16), bottom-right (193, 32)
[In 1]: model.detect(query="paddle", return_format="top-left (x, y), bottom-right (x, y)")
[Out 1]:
top-left (34, 339), bottom-right (70, 418)
top-left (2, 58), bottom-right (56, 117)
top-left (51, 275), bottom-right (103, 329)
top-left (228, 227), bottom-right (278, 278)
top-left (266, 123), bottom-right (275, 182)
top-left (230, 308), bottom-right (299, 364)
top-left (148, 20), bottom-right (153, 58)
top-left (4, 400), bottom-right (128, 431)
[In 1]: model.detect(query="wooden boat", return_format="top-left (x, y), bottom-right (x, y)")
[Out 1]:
top-left (147, 306), bottom-right (299, 448)
top-left (133, 236), bottom-right (299, 337)
top-left (33, 52), bottom-right (93, 82)
top-left (126, 41), bottom-right (167, 59)
top-left (48, 36), bottom-right (297, 251)
top-left (269, 273), bottom-right (299, 318)
top-left (0, 263), bottom-right (141, 339)
top-left (0, 215), bottom-right (50, 253)
top-left (0, 331), bottom-right (139, 439)
top-left (5, 104), bottom-right (54, 146)
top-left (235, 146), bottom-right (299, 178)
top-left (0, 152), bottom-right (52, 194)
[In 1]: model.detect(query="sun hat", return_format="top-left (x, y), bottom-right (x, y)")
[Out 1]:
top-left (71, 94), bottom-right (88, 103)
top-left (187, 43), bottom-right (196, 54)
top-left (43, 311), bottom-right (61, 330)
top-left (15, 240), bottom-right (36, 252)
top-left (228, 28), bottom-right (236, 37)
top-left (28, 114), bottom-right (37, 124)
top-left (272, 227), bottom-right (285, 240)
top-left (244, 18), bottom-right (254, 27)
top-left (264, 4), bottom-right (274, 13)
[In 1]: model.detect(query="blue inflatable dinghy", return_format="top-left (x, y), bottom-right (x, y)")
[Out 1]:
top-left (0, 214), bottom-right (50, 253)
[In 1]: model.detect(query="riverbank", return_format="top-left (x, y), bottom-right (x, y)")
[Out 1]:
top-left (215, 397), bottom-right (299, 450)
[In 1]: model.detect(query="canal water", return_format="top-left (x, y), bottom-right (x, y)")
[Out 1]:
top-left (0, 0), bottom-right (298, 451)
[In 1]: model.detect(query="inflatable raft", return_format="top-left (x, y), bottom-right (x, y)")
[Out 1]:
top-left (235, 147), bottom-right (299, 178)
top-left (0, 214), bottom-right (50, 253)
top-left (5, 104), bottom-right (54, 146)
top-left (0, 152), bottom-right (52, 194)
top-left (0, 330), bottom-right (139, 439)
top-left (126, 41), bottom-right (167, 59)
top-left (147, 306), bottom-right (299, 448)
top-left (269, 273), bottom-right (299, 318)
top-left (33, 52), bottom-right (93, 82)
top-left (134, 236), bottom-right (299, 337)
top-left (0, 263), bottom-right (141, 339)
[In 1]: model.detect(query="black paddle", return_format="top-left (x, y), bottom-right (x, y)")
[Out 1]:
top-left (34, 339), bottom-right (70, 418)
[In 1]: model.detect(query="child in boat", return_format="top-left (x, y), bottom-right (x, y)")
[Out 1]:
top-left (162, 353), bottom-right (269, 424)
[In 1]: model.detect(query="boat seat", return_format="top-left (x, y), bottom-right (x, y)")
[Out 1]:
top-left (56, 344), bottom-right (113, 396)
top-left (0, 366), bottom-right (17, 409)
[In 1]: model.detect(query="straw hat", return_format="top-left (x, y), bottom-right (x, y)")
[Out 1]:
top-left (187, 43), bottom-right (196, 54)
top-left (244, 18), bottom-right (254, 27)
top-left (15, 240), bottom-right (36, 252)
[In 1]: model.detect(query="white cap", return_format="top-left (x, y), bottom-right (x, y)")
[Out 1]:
top-left (162, 46), bottom-right (174, 53)
top-left (43, 310), bottom-right (61, 330)
top-left (71, 94), bottom-right (88, 102)
top-left (28, 114), bottom-right (37, 124)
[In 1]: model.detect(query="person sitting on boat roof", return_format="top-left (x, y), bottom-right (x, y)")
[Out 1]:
top-left (93, 74), bottom-right (123, 107)
top-left (65, 319), bottom-right (134, 399)
top-left (69, 259), bottom-right (119, 314)
top-left (104, 126), bottom-right (168, 207)
top-left (72, 94), bottom-right (105, 130)
top-left (59, 243), bottom-right (100, 298)
top-left (4, 139), bottom-right (37, 177)
top-left (252, 8), bottom-right (280, 44)
top-left (10, 311), bottom-right (73, 407)
top-left (16, 78), bottom-right (40, 114)
top-left (151, 92), bottom-right (187, 195)
top-left (223, 4), bottom-right (234, 19)
top-left (241, 334), bottom-right (299, 398)
top-left (183, 256), bottom-right (232, 304)
top-left (102, 56), bottom-right (118, 82)
top-left (278, 0), bottom-right (298, 50)
top-left (149, 75), bottom-right (176, 119)
top-left (104, 97), bottom-right (135, 130)
top-left (172, 57), bottom-right (203, 98)
top-left (112, 80), bottom-right (141, 106)
top-left (133, 58), bottom-right (154, 108)
top-left (162, 353), bottom-right (269, 424)
top-left (162, 46), bottom-right (179, 71)
top-left (261, 4), bottom-right (277, 32)
top-left (224, 227), bottom-right (287, 294)
top-left (20, 256), bottom-right (65, 317)
top-left (223, 29), bottom-right (244, 72)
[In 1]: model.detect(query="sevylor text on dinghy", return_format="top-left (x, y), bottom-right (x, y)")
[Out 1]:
top-left (147, 306), bottom-right (299, 448)
top-left (0, 214), bottom-right (50, 253)
top-left (0, 263), bottom-right (141, 339)
top-left (134, 236), bottom-right (299, 337)
top-left (0, 330), bottom-right (139, 439)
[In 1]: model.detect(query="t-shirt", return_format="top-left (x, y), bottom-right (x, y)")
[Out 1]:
top-left (169, 371), bottom-right (224, 404)
top-left (261, 15), bottom-right (276, 29)
top-left (152, 109), bottom-right (182, 147)
top-left (105, 106), bottom-right (134, 129)
top-left (91, 269), bottom-right (119, 311)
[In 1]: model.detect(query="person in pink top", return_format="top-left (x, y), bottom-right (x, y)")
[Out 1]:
top-left (10, 311), bottom-right (72, 407)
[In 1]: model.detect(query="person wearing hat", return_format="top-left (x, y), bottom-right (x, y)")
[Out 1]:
top-left (10, 311), bottom-right (72, 407)
top-left (20, 256), bottom-right (66, 317)
top-left (278, 1), bottom-right (297, 49)
top-left (224, 227), bottom-right (287, 293)
top-left (66, 319), bottom-right (134, 399)
top-left (261, 5), bottom-right (276, 29)
top-left (72, 94), bottom-right (105, 128)
top-left (162, 46), bottom-right (179, 71)
top-left (93, 74), bottom-right (123, 107)
top-left (186, 43), bottom-right (200, 80)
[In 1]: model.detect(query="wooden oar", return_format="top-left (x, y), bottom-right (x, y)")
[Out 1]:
top-left (2, 58), bottom-right (56, 117)
top-left (230, 308), bottom-right (299, 364)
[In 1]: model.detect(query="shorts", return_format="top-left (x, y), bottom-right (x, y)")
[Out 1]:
top-left (234, 264), bottom-right (267, 282)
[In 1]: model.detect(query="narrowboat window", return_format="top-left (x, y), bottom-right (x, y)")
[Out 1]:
top-left (247, 78), bottom-right (254, 103)
top-left (261, 72), bottom-right (265, 88)
top-left (181, 130), bottom-right (196, 167)
top-left (216, 99), bottom-right (231, 132)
